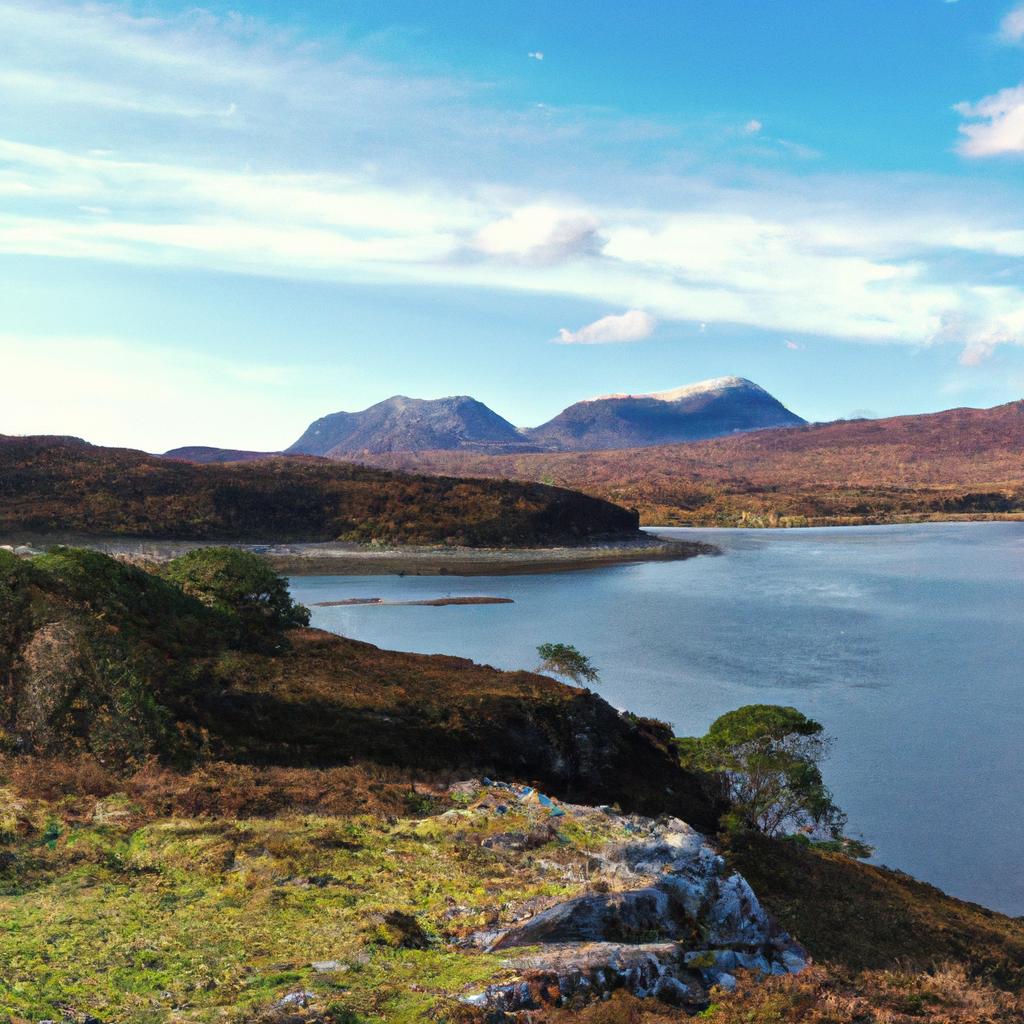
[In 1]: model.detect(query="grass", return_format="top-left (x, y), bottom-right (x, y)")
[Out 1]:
top-left (722, 829), bottom-right (1024, 988)
top-left (3, 778), bottom-right (1024, 1024)
top-left (0, 774), bottom-right (650, 1023)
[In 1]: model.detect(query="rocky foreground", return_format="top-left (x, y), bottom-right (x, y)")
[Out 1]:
top-left (3, 762), bottom-right (1024, 1023)
top-left (440, 780), bottom-right (808, 1013)
top-left (0, 772), bottom-right (807, 1023)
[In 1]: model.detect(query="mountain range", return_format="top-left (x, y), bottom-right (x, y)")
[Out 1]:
top-left (163, 376), bottom-right (806, 462)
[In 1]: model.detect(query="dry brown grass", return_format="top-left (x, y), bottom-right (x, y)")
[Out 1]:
top-left (354, 401), bottom-right (1024, 525)
top-left (700, 965), bottom-right (1024, 1023)
top-left (0, 754), bottom-right (454, 822)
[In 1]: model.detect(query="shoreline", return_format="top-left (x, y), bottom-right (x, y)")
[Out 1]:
top-left (641, 511), bottom-right (1024, 530)
top-left (265, 536), bottom-right (716, 576)
top-left (0, 534), bottom-right (717, 577)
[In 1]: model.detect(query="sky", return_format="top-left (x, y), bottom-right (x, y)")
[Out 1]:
top-left (3, 0), bottom-right (1024, 451)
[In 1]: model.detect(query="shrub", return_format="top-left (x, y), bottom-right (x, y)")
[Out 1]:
top-left (161, 547), bottom-right (310, 649)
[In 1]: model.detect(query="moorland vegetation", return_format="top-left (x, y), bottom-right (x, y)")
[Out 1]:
top-left (353, 400), bottom-right (1024, 526)
top-left (1, 549), bottom-right (1023, 1022)
top-left (0, 436), bottom-right (639, 546)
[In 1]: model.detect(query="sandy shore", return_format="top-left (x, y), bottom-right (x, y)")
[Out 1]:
top-left (262, 537), bottom-right (717, 576)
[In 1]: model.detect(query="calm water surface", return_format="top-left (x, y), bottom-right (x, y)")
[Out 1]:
top-left (289, 523), bottom-right (1024, 916)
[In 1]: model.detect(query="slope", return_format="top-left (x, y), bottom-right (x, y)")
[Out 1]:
top-left (287, 395), bottom-right (542, 456)
top-left (524, 376), bottom-right (806, 451)
top-left (352, 401), bottom-right (1024, 526)
top-left (0, 434), bottom-right (641, 545)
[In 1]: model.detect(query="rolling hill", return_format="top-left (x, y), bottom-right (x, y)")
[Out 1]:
top-left (0, 434), bottom-right (642, 545)
top-left (350, 400), bottom-right (1024, 526)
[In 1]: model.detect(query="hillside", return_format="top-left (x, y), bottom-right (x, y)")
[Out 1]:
top-left (353, 401), bottom-right (1024, 526)
top-left (0, 547), bottom-right (717, 822)
top-left (1, 548), bottom-right (1023, 1023)
top-left (522, 377), bottom-right (806, 451)
top-left (0, 434), bottom-right (641, 546)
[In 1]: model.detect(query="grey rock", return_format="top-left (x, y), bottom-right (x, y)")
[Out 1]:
top-left (278, 990), bottom-right (316, 1007)
top-left (311, 960), bottom-right (345, 972)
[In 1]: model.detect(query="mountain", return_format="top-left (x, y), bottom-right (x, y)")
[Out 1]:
top-left (522, 376), bottom-right (807, 451)
top-left (282, 379), bottom-right (803, 458)
top-left (286, 394), bottom-right (543, 456)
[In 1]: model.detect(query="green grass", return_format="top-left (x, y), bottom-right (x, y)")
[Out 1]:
top-left (0, 787), bottom-right (634, 1023)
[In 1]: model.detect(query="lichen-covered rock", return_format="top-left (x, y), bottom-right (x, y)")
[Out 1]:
top-left (467, 943), bottom-right (706, 1011)
top-left (461, 788), bottom-right (808, 1012)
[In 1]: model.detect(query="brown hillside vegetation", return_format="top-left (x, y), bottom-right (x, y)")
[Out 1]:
top-left (354, 401), bottom-right (1024, 526)
top-left (0, 434), bottom-right (639, 545)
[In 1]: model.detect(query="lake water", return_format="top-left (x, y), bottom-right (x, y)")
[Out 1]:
top-left (289, 522), bottom-right (1024, 916)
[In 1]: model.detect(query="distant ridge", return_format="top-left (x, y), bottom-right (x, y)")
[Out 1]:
top-left (350, 400), bottom-right (1024, 528)
top-left (522, 376), bottom-right (806, 451)
top-left (162, 446), bottom-right (282, 464)
top-left (280, 377), bottom-right (805, 459)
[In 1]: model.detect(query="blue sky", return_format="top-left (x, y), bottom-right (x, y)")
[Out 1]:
top-left (3, 0), bottom-right (1024, 451)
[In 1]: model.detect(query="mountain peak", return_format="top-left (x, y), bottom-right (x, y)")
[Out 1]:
top-left (287, 394), bottom-right (542, 456)
top-left (587, 376), bottom-right (765, 403)
top-left (522, 377), bottom-right (805, 451)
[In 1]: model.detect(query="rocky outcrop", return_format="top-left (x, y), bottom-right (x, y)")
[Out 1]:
top-left (455, 782), bottom-right (808, 1013)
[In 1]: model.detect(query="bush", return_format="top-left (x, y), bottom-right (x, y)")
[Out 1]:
top-left (161, 548), bottom-right (310, 649)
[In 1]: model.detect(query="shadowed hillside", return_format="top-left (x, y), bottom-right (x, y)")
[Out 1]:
top-left (352, 401), bottom-right (1024, 526)
top-left (0, 434), bottom-right (641, 545)
top-left (0, 546), bottom-right (719, 825)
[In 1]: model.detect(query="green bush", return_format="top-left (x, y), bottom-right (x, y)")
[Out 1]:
top-left (160, 547), bottom-right (310, 650)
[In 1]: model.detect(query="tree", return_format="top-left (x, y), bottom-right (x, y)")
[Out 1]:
top-left (675, 704), bottom-right (852, 844)
top-left (161, 547), bottom-right (310, 649)
top-left (535, 643), bottom-right (599, 686)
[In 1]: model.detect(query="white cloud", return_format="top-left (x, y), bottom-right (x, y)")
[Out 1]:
top-left (528, 52), bottom-right (543, 60)
top-left (473, 206), bottom-right (603, 264)
top-left (1001, 4), bottom-right (1024, 42)
top-left (932, 302), bottom-right (1024, 365)
top-left (555, 310), bottom-right (656, 345)
top-left (955, 86), bottom-right (1024, 156)
top-left (785, 340), bottom-right (804, 350)
top-left (744, 120), bottom-right (762, 133)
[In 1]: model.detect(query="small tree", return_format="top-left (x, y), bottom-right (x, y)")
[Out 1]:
top-left (676, 704), bottom-right (852, 844)
top-left (535, 643), bottom-right (599, 687)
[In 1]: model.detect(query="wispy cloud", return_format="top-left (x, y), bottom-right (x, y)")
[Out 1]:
top-left (555, 310), bottom-right (656, 345)
top-left (1001, 4), bottom-right (1024, 42)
